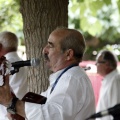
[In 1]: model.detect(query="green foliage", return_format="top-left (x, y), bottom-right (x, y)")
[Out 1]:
top-left (69, 0), bottom-right (120, 40)
top-left (0, 0), bottom-right (23, 44)
top-left (117, 0), bottom-right (120, 13)
top-left (104, 0), bottom-right (111, 5)
top-left (80, 17), bottom-right (103, 36)
top-left (69, 0), bottom-right (120, 60)
top-left (69, 0), bottom-right (120, 37)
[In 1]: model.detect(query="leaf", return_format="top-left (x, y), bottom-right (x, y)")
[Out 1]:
top-left (77, 0), bottom-right (84, 2)
top-left (88, 20), bottom-right (103, 36)
top-left (104, 0), bottom-right (111, 5)
top-left (117, 0), bottom-right (120, 14)
top-left (80, 17), bottom-right (103, 36)
top-left (0, 0), bottom-right (23, 41)
top-left (89, 1), bottom-right (104, 16)
top-left (70, 3), bottom-right (80, 13)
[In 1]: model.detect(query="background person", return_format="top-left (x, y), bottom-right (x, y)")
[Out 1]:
top-left (95, 50), bottom-right (120, 120)
top-left (0, 28), bottom-right (95, 120)
top-left (0, 31), bottom-right (28, 120)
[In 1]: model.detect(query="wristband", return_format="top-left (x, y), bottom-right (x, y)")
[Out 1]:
top-left (7, 97), bottom-right (18, 114)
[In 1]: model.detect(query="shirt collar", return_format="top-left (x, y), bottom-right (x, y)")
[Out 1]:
top-left (49, 69), bottom-right (64, 86)
top-left (102, 69), bottom-right (117, 83)
top-left (5, 52), bottom-right (17, 58)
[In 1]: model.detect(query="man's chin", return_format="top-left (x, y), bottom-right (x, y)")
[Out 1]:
top-left (44, 61), bottom-right (50, 68)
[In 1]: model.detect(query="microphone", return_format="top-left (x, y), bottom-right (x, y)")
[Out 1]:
top-left (86, 103), bottom-right (120, 120)
top-left (11, 58), bottom-right (40, 68)
top-left (84, 66), bottom-right (91, 71)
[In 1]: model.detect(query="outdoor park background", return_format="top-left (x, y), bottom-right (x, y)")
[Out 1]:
top-left (0, 0), bottom-right (120, 104)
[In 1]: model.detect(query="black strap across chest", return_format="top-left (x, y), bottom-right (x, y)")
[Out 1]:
top-left (50, 64), bottom-right (78, 94)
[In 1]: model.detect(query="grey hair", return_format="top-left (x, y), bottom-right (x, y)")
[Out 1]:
top-left (54, 27), bottom-right (86, 62)
top-left (0, 31), bottom-right (18, 51)
top-left (97, 50), bottom-right (118, 69)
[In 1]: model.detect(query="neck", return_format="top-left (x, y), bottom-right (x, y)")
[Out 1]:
top-left (52, 62), bottom-right (78, 73)
top-left (102, 69), bottom-right (115, 77)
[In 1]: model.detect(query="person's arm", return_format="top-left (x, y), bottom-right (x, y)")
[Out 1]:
top-left (0, 74), bottom-right (26, 118)
top-left (6, 100), bottom-right (26, 119)
top-left (107, 77), bottom-right (120, 106)
top-left (16, 100), bottom-right (26, 117)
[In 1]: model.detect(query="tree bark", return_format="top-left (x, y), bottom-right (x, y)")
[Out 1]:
top-left (20, 0), bottom-right (68, 93)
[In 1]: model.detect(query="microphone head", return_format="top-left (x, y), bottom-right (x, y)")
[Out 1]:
top-left (84, 66), bottom-right (91, 71)
top-left (31, 58), bottom-right (40, 67)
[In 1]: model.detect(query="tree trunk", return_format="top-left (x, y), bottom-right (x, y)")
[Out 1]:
top-left (20, 0), bottom-right (68, 93)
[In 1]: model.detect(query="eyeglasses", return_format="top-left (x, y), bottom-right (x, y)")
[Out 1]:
top-left (95, 61), bottom-right (106, 65)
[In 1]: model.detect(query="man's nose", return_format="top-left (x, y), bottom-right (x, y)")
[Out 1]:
top-left (42, 45), bottom-right (48, 54)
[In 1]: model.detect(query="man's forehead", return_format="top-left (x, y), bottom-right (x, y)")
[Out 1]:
top-left (48, 32), bottom-right (62, 43)
top-left (47, 37), bottom-right (61, 47)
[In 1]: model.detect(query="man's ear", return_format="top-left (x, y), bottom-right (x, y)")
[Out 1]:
top-left (66, 49), bottom-right (74, 60)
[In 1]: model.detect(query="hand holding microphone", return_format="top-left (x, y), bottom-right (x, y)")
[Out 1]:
top-left (0, 57), bottom-right (40, 86)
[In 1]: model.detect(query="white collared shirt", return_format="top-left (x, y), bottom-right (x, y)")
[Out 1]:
top-left (96, 69), bottom-right (120, 120)
top-left (25, 66), bottom-right (95, 120)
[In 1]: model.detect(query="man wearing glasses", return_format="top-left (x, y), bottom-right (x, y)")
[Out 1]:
top-left (95, 50), bottom-right (120, 120)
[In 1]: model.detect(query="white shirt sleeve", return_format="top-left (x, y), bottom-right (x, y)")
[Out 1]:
top-left (25, 103), bottom-right (44, 120)
top-left (96, 70), bottom-right (120, 120)
top-left (9, 67), bottom-right (28, 99)
top-left (25, 73), bottom-right (95, 120)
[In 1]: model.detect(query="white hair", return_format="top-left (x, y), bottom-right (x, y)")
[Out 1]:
top-left (0, 31), bottom-right (18, 51)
